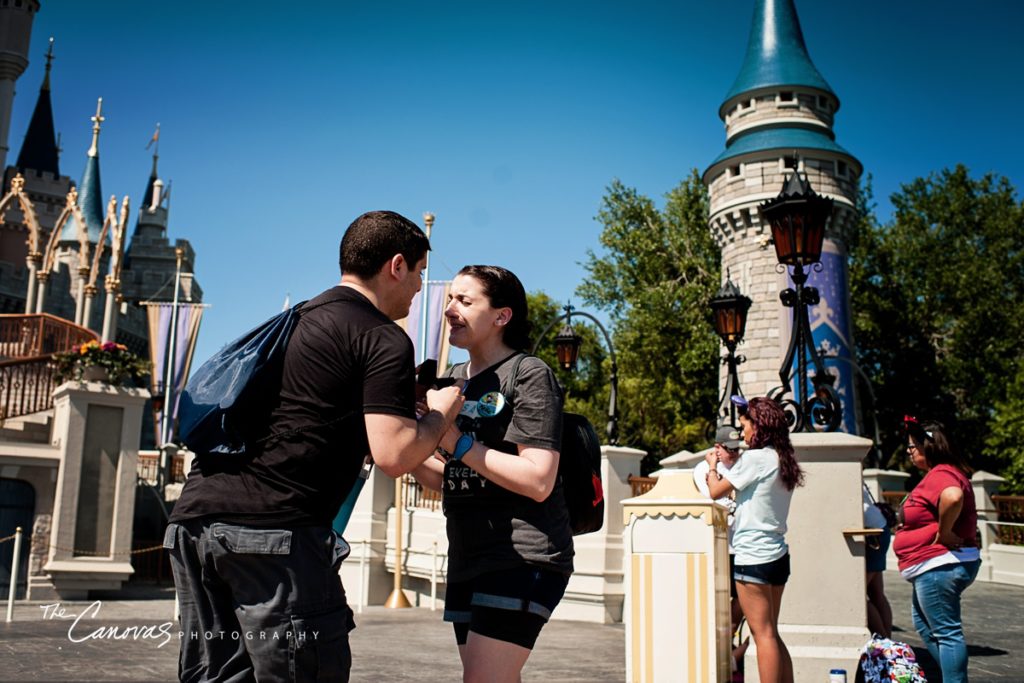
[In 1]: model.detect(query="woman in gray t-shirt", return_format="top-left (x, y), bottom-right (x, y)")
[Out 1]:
top-left (413, 265), bottom-right (573, 681)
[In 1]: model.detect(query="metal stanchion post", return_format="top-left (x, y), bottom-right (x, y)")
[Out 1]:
top-left (384, 477), bottom-right (411, 608)
top-left (358, 541), bottom-right (368, 614)
top-left (6, 527), bottom-right (24, 622)
top-left (430, 540), bottom-right (438, 611)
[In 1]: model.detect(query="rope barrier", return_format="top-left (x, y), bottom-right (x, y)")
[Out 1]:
top-left (41, 543), bottom-right (167, 557)
top-left (0, 533), bottom-right (165, 556)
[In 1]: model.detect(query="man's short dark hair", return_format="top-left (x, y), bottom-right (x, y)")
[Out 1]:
top-left (339, 211), bottom-right (430, 279)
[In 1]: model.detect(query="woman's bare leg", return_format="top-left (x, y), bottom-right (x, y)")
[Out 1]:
top-left (770, 583), bottom-right (793, 683)
top-left (866, 571), bottom-right (893, 638)
top-left (736, 581), bottom-right (785, 683)
top-left (461, 632), bottom-right (531, 683)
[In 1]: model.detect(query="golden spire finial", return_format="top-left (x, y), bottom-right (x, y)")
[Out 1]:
top-left (88, 98), bottom-right (104, 158)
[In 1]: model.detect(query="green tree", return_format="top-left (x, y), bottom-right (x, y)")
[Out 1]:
top-left (577, 171), bottom-right (721, 470)
top-left (850, 165), bottom-right (1024, 477)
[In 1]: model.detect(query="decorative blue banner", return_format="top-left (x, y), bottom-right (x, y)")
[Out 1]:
top-left (800, 244), bottom-right (858, 433)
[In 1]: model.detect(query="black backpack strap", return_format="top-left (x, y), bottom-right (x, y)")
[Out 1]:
top-left (504, 352), bottom-right (530, 403)
top-left (255, 289), bottom-right (356, 448)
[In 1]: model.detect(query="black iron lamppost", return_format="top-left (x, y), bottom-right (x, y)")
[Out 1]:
top-left (758, 167), bottom-right (842, 432)
top-left (709, 272), bottom-right (752, 428)
top-left (534, 304), bottom-right (619, 445)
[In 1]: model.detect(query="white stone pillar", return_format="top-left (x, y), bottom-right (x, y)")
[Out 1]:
top-left (43, 381), bottom-right (150, 599)
top-left (743, 432), bottom-right (873, 683)
top-left (862, 467), bottom-right (910, 503)
top-left (971, 470), bottom-right (1005, 582)
top-left (24, 255), bottom-right (39, 314)
top-left (555, 444), bottom-right (646, 623)
top-left (623, 470), bottom-right (732, 683)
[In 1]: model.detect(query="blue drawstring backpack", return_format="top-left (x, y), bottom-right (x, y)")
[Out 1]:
top-left (178, 304), bottom-right (303, 456)
top-left (177, 292), bottom-right (368, 534)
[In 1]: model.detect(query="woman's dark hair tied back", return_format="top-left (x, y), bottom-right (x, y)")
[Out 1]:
top-left (457, 265), bottom-right (532, 350)
top-left (908, 419), bottom-right (972, 475)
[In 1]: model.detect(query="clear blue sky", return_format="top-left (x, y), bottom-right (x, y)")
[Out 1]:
top-left (15, 1), bottom-right (1024, 366)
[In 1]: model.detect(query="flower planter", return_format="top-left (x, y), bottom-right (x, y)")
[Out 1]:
top-left (53, 340), bottom-right (150, 388)
top-left (81, 365), bottom-right (110, 383)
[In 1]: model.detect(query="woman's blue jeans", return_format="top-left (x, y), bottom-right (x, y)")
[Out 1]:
top-left (910, 560), bottom-right (981, 683)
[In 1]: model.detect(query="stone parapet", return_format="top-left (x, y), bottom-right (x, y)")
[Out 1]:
top-left (41, 381), bottom-right (149, 599)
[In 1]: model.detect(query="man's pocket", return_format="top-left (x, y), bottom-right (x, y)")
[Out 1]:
top-left (209, 523), bottom-right (293, 555)
top-left (162, 524), bottom-right (179, 550)
top-left (289, 606), bottom-right (355, 682)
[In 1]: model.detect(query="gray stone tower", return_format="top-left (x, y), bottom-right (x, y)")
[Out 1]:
top-left (703, 0), bottom-right (862, 430)
top-left (0, 0), bottom-right (38, 171)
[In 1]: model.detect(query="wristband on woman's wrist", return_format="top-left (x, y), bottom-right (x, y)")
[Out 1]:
top-left (453, 433), bottom-right (475, 461)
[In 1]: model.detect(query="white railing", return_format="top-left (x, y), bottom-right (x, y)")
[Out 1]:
top-left (344, 534), bottom-right (447, 613)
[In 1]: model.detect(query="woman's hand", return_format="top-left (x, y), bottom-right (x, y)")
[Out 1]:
top-left (704, 449), bottom-right (719, 468)
top-left (935, 527), bottom-right (963, 549)
top-left (415, 399), bottom-right (429, 420)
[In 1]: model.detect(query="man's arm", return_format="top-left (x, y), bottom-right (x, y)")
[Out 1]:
top-left (365, 386), bottom-right (463, 478)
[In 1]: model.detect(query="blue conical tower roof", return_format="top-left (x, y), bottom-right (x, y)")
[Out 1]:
top-left (60, 100), bottom-right (106, 244)
top-left (722, 0), bottom-right (834, 110)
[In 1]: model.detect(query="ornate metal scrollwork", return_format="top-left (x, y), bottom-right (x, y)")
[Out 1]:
top-left (770, 261), bottom-right (842, 433)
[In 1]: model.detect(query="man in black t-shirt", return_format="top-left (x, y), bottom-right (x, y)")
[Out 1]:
top-left (165, 211), bottom-right (463, 683)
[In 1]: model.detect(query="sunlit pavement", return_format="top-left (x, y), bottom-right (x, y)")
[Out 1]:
top-left (0, 572), bottom-right (1021, 681)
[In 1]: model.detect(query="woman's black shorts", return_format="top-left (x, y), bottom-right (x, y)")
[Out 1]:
top-left (733, 553), bottom-right (791, 586)
top-left (443, 566), bottom-right (570, 650)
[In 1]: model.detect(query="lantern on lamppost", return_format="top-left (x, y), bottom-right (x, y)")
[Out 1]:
top-left (709, 272), bottom-right (752, 428)
top-left (758, 165), bottom-right (842, 432)
top-left (535, 304), bottom-right (619, 445)
top-left (554, 319), bottom-right (583, 371)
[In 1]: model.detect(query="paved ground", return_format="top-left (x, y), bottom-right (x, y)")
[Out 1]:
top-left (0, 572), bottom-right (1020, 682)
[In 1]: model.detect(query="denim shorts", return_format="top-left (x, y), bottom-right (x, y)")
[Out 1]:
top-left (444, 566), bottom-right (570, 650)
top-left (733, 553), bottom-right (790, 586)
top-left (866, 526), bottom-right (891, 573)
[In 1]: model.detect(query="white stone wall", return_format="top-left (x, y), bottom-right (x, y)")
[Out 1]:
top-left (723, 91), bottom-right (835, 139)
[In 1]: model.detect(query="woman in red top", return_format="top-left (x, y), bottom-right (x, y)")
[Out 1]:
top-left (893, 419), bottom-right (979, 683)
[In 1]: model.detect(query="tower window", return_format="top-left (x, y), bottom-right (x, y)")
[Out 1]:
top-left (778, 91), bottom-right (795, 104)
top-left (728, 164), bottom-right (743, 180)
top-left (782, 156), bottom-right (798, 170)
top-left (818, 95), bottom-right (831, 111)
top-left (835, 160), bottom-right (848, 177)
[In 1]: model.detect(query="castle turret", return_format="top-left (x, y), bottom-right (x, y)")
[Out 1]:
top-left (15, 36), bottom-right (58, 175)
top-left (60, 98), bottom-right (106, 244)
top-left (703, 0), bottom-right (862, 431)
top-left (0, 35), bottom-right (73, 314)
top-left (118, 129), bottom-right (203, 361)
top-left (0, 0), bottom-right (38, 170)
